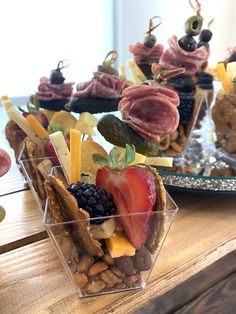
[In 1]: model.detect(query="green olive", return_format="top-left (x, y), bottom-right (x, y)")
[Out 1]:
top-left (97, 64), bottom-right (118, 76)
top-left (143, 34), bottom-right (156, 48)
top-left (184, 15), bottom-right (203, 36)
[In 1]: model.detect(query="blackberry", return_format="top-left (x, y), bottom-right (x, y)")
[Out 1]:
top-left (167, 74), bottom-right (196, 93)
top-left (197, 72), bottom-right (213, 90)
top-left (178, 95), bottom-right (195, 125)
top-left (67, 182), bottom-right (116, 224)
top-left (178, 35), bottom-right (196, 52)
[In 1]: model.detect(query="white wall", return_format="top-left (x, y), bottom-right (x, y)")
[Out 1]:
top-left (114, 0), bottom-right (236, 69)
top-left (1, 0), bottom-right (235, 100)
top-left (0, 0), bottom-right (114, 98)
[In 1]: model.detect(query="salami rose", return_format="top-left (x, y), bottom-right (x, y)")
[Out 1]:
top-left (119, 84), bottom-right (180, 143)
top-left (74, 72), bottom-right (129, 99)
top-left (129, 42), bottom-right (164, 64)
top-left (159, 35), bottom-right (208, 76)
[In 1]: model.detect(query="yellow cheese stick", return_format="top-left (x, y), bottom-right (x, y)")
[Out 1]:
top-left (216, 63), bottom-right (234, 93)
top-left (2, 96), bottom-right (13, 114)
top-left (7, 107), bottom-right (44, 148)
top-left (26, 114), bottom-right (48, 139)
top-left (49, 131), bottom-right (70, 183)
top-left (70, 129), bottom-right (81, 183)
top-left (145, 156), bottom-right (173, 167)
top-left (127, 59), bottom-right (147, 83)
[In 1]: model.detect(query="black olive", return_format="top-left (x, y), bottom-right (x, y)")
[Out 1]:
top-left (228, 52), bottom-right (236, 63)
top-left (50, 69), bottom-right (65, 84)
top-left (199, 29), bottom-right (213, 42)
top-left (197, 41), bottom-right (210, 50)
top-left (178, 35), bottom-right (196, 52)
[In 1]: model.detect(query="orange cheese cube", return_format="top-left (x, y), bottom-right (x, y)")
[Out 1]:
top-left (105, 232), bottom-right (136, 258)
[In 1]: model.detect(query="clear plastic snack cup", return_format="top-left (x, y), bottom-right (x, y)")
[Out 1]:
top-left (43, 166), bottom-right (178, 298)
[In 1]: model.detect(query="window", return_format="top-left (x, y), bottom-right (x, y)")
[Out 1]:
top-left (0, 0), bottom-right (114, 100)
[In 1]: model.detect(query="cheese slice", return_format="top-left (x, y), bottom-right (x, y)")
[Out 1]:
top-left (7, 107), bottom-right (44, 148)
top-left (26, 114), bottom-right (48, 139)
top-left (226, 62), bottom-right (236, 82)
top-left (49, 131), bottom-right (70, 182)
top-left (145, 156), bottom-right (173, 167)
top-left (127, 59), bottom-right (147, 83)
top-left (119, 64), bottom-right (126, 78)
top-left (90, 218), bottom-right (116, 239)
top-left (70, 129), bottom-right (81, 183)
top-left (78, 112), bottom-right (98, 127)
top-left (116, 147), bottom-right (173, 167)
top-left (76, 121), bottom-right (95, 136)
top-left (37, 159), bottom-right (53, 179)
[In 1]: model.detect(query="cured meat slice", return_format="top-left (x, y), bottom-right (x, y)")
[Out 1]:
top-left (159, 35), bottom-right (208, 76)
top-left (120, 85), bottom-right (179, 107)
top-left (0, 148), bottom-right (11, 177)
top-left (36, 82), bottom-right (74, 101)
top-left (74, 72), bottom-right (129, 99)
top-left (128, 96), bottom-right (179, 135)
top-left (74, 79), bottom-right (121, 99)
top-left (129, 42), bottom-right (164, 64)
top-left (119, 84), bottom-right (180, 143)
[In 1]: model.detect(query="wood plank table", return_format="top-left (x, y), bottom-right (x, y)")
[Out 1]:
top-left (1, 185), bottom-right (236, 314)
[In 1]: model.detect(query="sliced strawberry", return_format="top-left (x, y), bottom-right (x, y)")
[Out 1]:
top-left (96, 166), bottom-right (156, 249)
top-left (0, 148), bottom-right (11, 177)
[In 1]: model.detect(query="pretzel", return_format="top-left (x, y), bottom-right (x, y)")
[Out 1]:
top-left (159, 135), bottom-right (170, 151)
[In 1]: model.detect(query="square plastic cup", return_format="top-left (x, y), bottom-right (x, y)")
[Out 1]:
top-left (43, 166), bottom-right (178, 298)
top-left (159, 93), bottom-right (204, 158)
top-left (177, 82), bottom-right (236, 173)
top-left (19, 149), bottom-right (54, 210)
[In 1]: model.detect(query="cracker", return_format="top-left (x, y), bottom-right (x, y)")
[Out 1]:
top-left (46, 175), bottom-right (104, 257)
top-left (145, 167), bottom-right (167, 254)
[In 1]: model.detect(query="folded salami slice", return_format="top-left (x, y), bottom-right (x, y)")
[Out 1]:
top-left (129, 42), bottom-right (164, 64)
top-left (119, 84), bottom-right (180, 143)
top-left (159, 35), bottom-right (208, 76)
top-left (74, 72), bottom-right (129, 99)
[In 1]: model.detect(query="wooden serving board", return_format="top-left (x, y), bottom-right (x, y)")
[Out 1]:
top-left (0, 190), bottom-right (47, 254)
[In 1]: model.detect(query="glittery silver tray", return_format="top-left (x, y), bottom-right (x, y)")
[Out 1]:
top-left (159, 170), bottom-right (236, 193)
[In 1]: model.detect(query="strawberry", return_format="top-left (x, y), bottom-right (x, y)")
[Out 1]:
top-left (94, 144), bottom-right (156, 249)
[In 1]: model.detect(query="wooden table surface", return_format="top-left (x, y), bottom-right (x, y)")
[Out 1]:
top-left (1, 182), bottom-right (236, 314)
